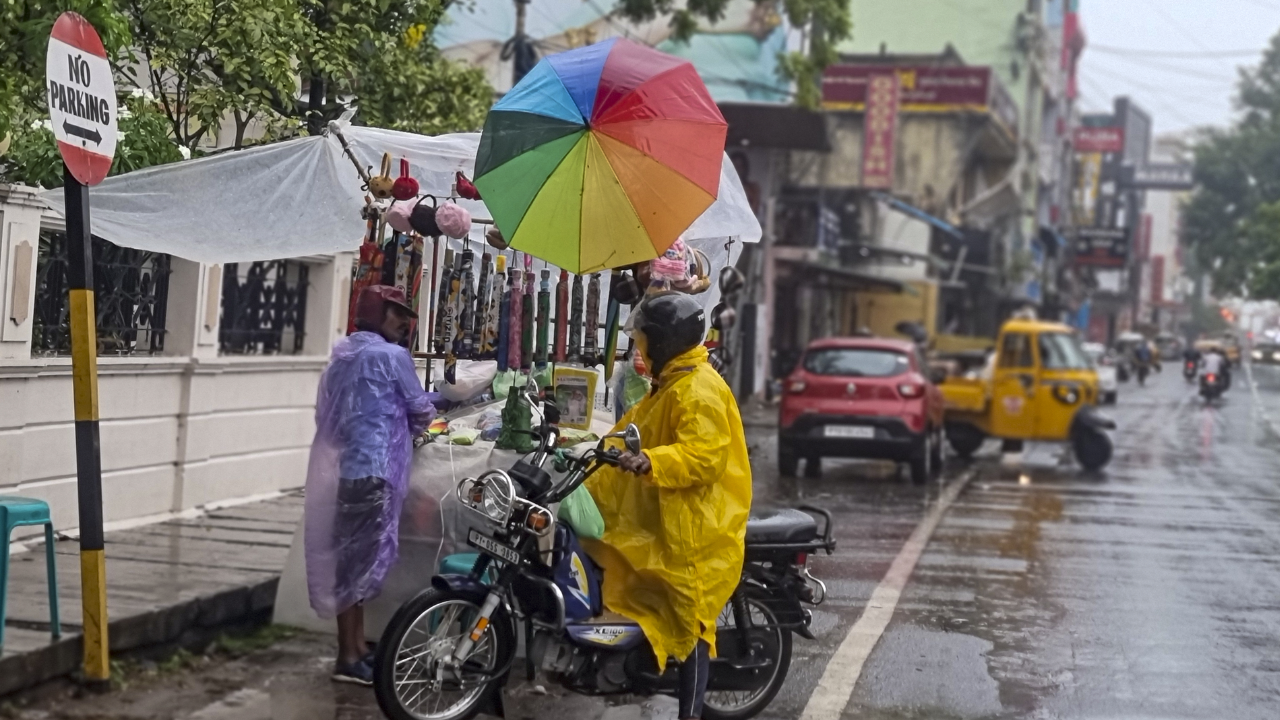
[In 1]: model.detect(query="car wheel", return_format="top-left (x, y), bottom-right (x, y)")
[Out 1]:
top-left (778, 442), bottom-right (798, 478)
top-left (909, 435), bottom-right (931, 485)
top-left (946, 423), bottom-right (985, 459)
top-left (803, 456), bottom-right (822, 479)
top-left (929, 427), bottom-right (944, 470)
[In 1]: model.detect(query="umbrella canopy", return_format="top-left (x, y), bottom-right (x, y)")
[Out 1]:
top-left (474, 38), bottom-right (728, 274)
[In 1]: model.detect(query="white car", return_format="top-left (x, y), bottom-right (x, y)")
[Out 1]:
top-left (1082, 342), bottom-right (1118, 404)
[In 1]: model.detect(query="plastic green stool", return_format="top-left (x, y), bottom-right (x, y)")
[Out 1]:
top-left (0, 497), bottom-right (61, 648)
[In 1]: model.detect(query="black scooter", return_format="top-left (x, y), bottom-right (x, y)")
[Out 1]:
top-left (1184, 360), bottom-right (1198, 383)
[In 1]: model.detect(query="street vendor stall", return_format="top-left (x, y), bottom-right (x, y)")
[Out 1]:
top-left (39, 47), bottom-right (762, 639)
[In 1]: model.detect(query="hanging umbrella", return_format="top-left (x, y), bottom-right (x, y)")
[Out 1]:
top-left (474, 38), bottom-right (727, 274)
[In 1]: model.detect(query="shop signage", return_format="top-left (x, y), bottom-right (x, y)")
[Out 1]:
top-left (1074, 227), bottom-right (1129, 267)
top-left (1125, 163), bottom-right (1195, 191)
top-left (860, 73), bottom-right (899, 189)
top-left (46, 12), bottom-right (117, 185)
top-left (822, 65), bottom-right (1018, 137)
top-left (1073, 126), bottom-right (1124, 153)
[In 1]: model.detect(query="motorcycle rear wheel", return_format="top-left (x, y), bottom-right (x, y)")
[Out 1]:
top-left (703, 589), bottom-right (793, 720)
top-left (374, 589), bottom-right (514, 720)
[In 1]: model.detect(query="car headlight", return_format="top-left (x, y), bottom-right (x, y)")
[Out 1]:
top-left (1253, 351), bottom-right (1263, 360)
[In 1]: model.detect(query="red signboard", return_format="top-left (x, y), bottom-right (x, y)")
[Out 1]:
top-left (825, 65), bottom-right (991, 106)
top-left (823, 64), bottom-right (1018, 138)
top-left (46, 12), bottom-right (117, 186)
top-left (1074, 126), bottom-right (1124, 153)
top-left (861, 73), bottom-right (899, 189)
top-left (1151, 255), bottom-right (1165, 305)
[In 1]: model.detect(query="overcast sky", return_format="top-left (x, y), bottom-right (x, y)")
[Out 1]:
top-left (1077, 0), bottom-right (1280, 137)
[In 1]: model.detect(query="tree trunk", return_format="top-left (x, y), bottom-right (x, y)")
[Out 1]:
top-left (307, 75), bottom-right (326, 136)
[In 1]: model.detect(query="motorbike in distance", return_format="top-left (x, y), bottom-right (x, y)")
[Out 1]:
top-left (1200, 371), bottom-right (1227, 401)
top-left (372, 392), bottom-right (834, 720)
top-left (1184, 360), bottom-right (1198, 383)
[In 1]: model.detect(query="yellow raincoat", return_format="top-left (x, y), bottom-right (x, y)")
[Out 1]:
top-left (584, 345), bottom-right (751, 670)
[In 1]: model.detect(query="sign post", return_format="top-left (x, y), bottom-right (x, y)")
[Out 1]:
top-left (46, 11), bottom-right (117, 685)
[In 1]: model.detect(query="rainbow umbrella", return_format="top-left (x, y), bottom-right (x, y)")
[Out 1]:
top-left (474, 38), bottom-right (727, 274)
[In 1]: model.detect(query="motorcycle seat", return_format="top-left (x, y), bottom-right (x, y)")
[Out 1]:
top-left (746, 508), bottom-right (819, 545)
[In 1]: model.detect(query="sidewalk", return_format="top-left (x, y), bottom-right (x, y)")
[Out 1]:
top-left (1, 492), bottom-right (303, 697)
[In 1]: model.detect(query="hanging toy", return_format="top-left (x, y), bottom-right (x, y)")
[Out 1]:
top-left (485, 225), bottom-right (509, 252)
top-left (368, 153), bottom-right (395, 199)
top-left (436, 201), bottom-right (472, 239)
top-left (455, 171), bottom-right (482, 201)
top-left (392, 158), bottom-right (419, 201)
top-left (409, 195), bottom-right (441, 237)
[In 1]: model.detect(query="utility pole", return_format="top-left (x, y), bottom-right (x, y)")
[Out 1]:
top-left (511, 0), bottom-right (536, 85)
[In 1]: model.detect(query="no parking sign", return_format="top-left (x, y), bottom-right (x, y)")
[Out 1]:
top-left (46, 12), bottom-right (117, 185)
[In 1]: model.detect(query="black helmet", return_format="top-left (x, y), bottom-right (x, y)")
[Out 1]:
top-left (626, 292), bottom-right (706, 376)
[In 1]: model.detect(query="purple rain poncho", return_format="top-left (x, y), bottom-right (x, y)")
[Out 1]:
top-left (304, 332), bottom-right (438, 618)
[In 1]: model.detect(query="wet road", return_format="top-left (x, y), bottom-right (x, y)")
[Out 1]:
top-left (14, 365), bottom-right (1280, 719)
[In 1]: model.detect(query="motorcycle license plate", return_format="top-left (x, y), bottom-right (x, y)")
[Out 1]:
top-left (824, 425), bottom-right (875, 439)
top-left (467, 529), bottom-right (520, 565)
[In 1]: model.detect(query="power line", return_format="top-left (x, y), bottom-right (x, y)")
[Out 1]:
top-left (1090, 44), bottom-right (1265, 60)
top-left (1148, 3), bottom-right (1213, 52)
top-left (1088, 54), bottom-right (1241, 83)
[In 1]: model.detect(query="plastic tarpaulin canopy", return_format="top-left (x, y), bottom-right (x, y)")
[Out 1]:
top-left (38, 123), bottom-right (761, 265)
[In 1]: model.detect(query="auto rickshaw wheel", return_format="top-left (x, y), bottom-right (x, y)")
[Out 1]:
top-left (1072, 425), bottom-right (1113, 472)
top-left (946, 423), bottom-right (985, 459)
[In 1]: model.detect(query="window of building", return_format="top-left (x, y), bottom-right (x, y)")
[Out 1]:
top-left (218, 260), bottom-right (309, 355)
top-left (31, 230), bottom-right (171, 356)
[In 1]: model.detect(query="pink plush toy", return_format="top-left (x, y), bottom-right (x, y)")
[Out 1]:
top-left (435, 201), bottom-right (472, 239)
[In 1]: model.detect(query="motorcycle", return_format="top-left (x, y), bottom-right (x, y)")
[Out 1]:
top-left (373, 393), bottom-right (834, 720)
top-left (1135, 361), bottom-right (1149, 387)
top-left (1184, 360), bottom-right (1198, 383)
top-left (1200, 372), bottom-right (1227, 401)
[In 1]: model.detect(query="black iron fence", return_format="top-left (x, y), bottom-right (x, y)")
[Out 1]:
top-left (31, 231), bottom-right (171, 356)
top-left (218, 260), bottom-right (309, 355)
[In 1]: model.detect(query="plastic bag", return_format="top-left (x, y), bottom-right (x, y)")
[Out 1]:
top-left (450, 428), bottom-right (481, 445)
top-left (440, 360), bottom-right (498, 402)
top-left (558, 484), bottom-right (605, 540)
top-left (492, 370), bottom-right (528, 400)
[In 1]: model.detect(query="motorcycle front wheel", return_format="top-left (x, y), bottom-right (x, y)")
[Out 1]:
top-left (703, 588), bottom-right (793, 720)
top-left (373, 588), bottom-right (514, 720)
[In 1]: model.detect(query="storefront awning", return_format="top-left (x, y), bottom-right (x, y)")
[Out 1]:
top-left (871, 192), bottom-right (963, 240)
top-left (777, 259), bottom-right (906, 294)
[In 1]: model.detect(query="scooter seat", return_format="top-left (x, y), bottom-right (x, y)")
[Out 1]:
top-left (746, 508), bottom-right (819, 545)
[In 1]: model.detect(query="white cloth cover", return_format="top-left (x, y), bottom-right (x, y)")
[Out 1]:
top-left (39, 124), bottom-right (761, 264)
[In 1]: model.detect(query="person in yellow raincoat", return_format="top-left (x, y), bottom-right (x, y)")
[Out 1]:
top-left (583, 292), bottom-right (752, 720)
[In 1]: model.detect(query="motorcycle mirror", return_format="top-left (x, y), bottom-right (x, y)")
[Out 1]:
top-left (623, 423), bottom-right (642, 454)
top-left (603, 423), bottom-right (643, 454)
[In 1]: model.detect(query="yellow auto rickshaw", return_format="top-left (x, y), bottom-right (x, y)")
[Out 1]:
top-left (939, 319), bottom-right (1116, 471)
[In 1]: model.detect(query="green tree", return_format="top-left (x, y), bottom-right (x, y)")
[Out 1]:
top-left (1185, 30), bottom-right (1280, 298)
top-left (1, 0), bottom-right (491, 187)
top-left (614, 0), bottom-right (851, 109)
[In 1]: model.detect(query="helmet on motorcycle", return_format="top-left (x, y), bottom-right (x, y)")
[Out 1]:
top-left (624, 292), bottom-right (706, 377)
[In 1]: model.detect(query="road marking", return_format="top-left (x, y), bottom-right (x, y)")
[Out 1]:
top-left (800, 468), bottom-right (977, 720)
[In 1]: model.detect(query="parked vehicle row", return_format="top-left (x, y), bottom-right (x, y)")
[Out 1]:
top-left (777, 320), bottom-right (1118, 479)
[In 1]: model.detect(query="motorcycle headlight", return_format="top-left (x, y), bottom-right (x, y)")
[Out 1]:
top-left (458, 470), bottom-right (516, 525)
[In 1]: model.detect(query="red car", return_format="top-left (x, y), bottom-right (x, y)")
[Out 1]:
top-left (778, 337), bottom-right (945, 483)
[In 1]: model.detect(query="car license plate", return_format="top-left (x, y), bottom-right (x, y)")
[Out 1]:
top-left (467, 529), bottom-right (520, 565)
top-left (824, 425), bottom-right (875, 439)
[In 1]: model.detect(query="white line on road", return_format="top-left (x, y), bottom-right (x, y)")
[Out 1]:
top-left (799, 468), bottom-right (978, 720)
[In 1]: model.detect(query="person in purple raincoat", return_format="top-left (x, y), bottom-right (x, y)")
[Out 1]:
top-left (304, 285), bottom-right (438, 685)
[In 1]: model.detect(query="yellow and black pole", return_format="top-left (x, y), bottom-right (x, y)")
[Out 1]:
top-left (64, 167), bottom-right (110, 684)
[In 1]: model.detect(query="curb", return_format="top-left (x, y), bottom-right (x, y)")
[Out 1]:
top-left (0, 577), bottom-right (279, 697)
